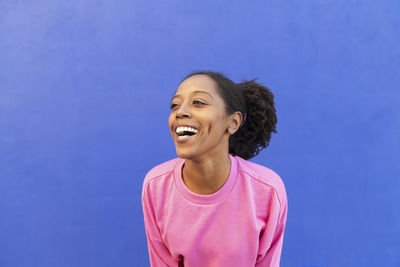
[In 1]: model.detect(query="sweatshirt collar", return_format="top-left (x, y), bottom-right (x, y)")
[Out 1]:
top-left (173, 154), bottom-right (238, 205)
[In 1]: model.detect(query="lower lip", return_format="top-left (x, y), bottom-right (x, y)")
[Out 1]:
top-left (176, 133), bottom-right (198, 143)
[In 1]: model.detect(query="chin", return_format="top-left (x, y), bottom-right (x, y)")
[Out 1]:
top-left (176, 151), bottom-right (192, 159)
top-left (175, 149), bottom-right (197, 160)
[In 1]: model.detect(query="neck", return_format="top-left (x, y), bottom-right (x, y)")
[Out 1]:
top-left (182, 150), bottom-right (231, 195)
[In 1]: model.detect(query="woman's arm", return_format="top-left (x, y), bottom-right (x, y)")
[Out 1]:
top-left (142, 186), bottom-right (181, 267)
top-left (255, 189), bottom-right (288, 267)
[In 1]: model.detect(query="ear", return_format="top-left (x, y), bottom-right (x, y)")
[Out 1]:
top-left (227, 112), bottom-right (243, 135)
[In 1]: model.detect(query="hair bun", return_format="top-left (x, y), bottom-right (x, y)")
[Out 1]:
top-left (229, 79), bottom-right (277, 159)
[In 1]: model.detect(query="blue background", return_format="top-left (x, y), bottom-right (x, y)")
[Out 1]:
top-left (1, 0), bottom-right (399, 266)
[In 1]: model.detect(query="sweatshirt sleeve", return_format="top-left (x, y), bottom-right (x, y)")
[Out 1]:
top-left (142, 184), bottom-right (181, 267)
top-left (255, 188), bottom-right (288, 267)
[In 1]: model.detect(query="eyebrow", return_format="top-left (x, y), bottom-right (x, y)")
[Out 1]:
top-left (171, 90), bottom-right (215, 101)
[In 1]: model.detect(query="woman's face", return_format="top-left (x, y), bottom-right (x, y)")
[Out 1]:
top-left (168, 74), bottom-right (232, 160)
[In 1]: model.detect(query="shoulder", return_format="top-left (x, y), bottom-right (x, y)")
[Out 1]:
top-left (142, 158), bottom-right (181, 197)
top-left (143, 158), bottom-right (180, 184)
top-left (235, 155), bottom-right (287, 205)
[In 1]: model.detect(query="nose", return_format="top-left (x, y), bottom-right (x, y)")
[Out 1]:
top-left (176, 103), bottom-right (191, 118)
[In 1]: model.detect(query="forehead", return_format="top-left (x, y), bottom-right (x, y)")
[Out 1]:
top-left (174, 74), bottom-right (218, 97)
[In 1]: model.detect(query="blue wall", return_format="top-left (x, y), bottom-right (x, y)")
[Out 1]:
top-left (1, 0), bottom-right (399, 266)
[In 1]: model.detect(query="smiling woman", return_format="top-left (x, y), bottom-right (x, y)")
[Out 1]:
top-left (141, 71), bottom-right (287, 267)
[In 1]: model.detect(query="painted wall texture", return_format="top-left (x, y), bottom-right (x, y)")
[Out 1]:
top-left (1, 0), bottom-right (399, 266)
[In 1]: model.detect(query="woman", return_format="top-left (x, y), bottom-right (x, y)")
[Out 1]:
top-left (142, 71), bottom-right (288, 267)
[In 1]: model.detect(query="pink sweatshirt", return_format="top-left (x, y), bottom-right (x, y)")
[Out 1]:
top-left (142, 154), bottom-right (288, 267)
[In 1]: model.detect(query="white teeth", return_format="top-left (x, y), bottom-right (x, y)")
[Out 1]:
top-left (176, 126), bottom-right (198, 134)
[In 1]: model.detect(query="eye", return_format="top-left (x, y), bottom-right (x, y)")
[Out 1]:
top-left (193, 100), bottom-right (206, 106)
top-left (170, 103), bottom-right (178, 110)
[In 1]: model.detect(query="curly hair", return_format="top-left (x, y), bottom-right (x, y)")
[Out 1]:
top-left (182, 71), bottom-right (277, 160)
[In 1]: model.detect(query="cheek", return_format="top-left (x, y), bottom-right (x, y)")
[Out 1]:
top-left (208, 117), bottom-right (227, 136)
top-left (168, 113), bottom-right (174, 129)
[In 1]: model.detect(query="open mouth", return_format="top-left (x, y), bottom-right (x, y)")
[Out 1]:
top-left (175, 126), bottom-right (198, 141)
